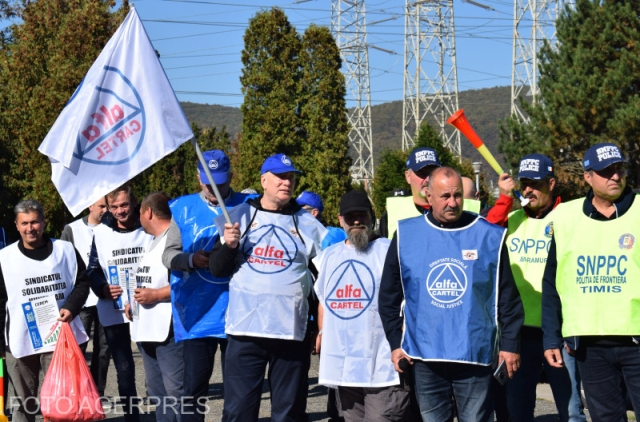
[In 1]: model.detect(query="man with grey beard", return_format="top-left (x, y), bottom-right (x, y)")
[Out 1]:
top-left (313, 190), bottom-right (410, 421)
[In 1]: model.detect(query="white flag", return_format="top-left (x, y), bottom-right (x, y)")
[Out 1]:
top-left (38, 7), bottom-right (193, 216)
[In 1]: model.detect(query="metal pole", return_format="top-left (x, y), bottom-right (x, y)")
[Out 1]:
top-left (191, 138), bottom-right (232, 225)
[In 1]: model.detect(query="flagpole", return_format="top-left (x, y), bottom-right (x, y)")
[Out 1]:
top-left (192, 138), bottom-right (232, 225)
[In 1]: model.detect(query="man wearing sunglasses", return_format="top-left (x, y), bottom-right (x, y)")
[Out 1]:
top-left (492, 154), bottom-right (586, 422)
top-left (542, 143), bottom-right (640, 421)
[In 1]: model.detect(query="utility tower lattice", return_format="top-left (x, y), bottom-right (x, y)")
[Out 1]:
top-left (402, 0), bottom-right (461, 156)
top-left (331, 0), bottom-right (374, 186)
top-left (511, 0), bottom-right (572, 121)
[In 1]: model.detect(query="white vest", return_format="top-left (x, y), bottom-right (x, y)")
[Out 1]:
top-left (314, 238), bottom-right (399, 387)
top-left (215, 204), bottom-right (327, 341)
top-left (131, 233), bottom-right (172, 342)
top-left (93, 224), bottom-right (153, 327)
top-left (67, 219), bottom-right (99, 307)
top-left (0, 240), bottom-right (88, 358)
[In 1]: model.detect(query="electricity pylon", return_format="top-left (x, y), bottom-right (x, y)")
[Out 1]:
top-left (402, 0), bottom-right (461, 157)
top-left (511, 0), bottom-right (573, 121)
top-left (331, 0), bottom-right (374, 186)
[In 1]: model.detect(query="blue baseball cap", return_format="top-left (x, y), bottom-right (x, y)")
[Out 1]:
top-left (260, 153), bottom-right (301, 175)
top-left (296, 191), bottom-right (324, 212)
top-left (583, 143), bottom-right (626, 171)
top-left (406, 147), bottom-right (441, 172)
top-left (517, 154), bottom-right (555, 180)
top-left (197, 150), bottom-right (230, 184)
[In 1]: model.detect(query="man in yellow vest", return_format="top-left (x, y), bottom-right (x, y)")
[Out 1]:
top-left (496, 154), bottom-right (586, 421)
top-left (461, 176), bottom-right (483, 213)
top-left (382, 147), bottom-right (441, 238)
top-left (542, 143), bottom-right (639, 421)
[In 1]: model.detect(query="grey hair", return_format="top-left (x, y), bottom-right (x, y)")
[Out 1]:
top-left (14, 199), bottom-right (45, 220)
top-left (427, 167), bottom-right (462, 190)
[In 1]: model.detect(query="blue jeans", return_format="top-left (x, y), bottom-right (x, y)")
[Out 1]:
top-left (222, 334), bottom-right (309, 422)
top-left (181, 337), bottom-right (227, 422)
top-left (576, 344), bottom-right (640, 422)
top-left (505, 331), bottom-right (586, 421)
top-left (138, 333), bottom-right (184, 422)
top-left (103, 322), bottom-right (139, 422)
top-left (413, 360), bottom-right (493, 422)
top-left (79, 306), bottom-right (110, 396)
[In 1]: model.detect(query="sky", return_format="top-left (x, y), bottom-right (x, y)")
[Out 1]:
top-left (128, 0), bottom-right (521, 108)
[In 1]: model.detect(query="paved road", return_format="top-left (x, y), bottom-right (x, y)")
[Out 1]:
top-left (91, 343), bottom-right (600, 422)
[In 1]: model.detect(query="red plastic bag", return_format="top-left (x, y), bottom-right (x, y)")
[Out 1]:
top-left (40, 322), bottom-right (105, 422)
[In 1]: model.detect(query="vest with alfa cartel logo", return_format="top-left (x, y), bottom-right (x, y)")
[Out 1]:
top-left (553, 198), bottom-right (640, 337)
top-left (386, 196), bottom-right (424, 239)
top-left (93, 224), bottom-right (153, 327)
top-left (170, 191), bottom-right (254, 341)
top-left (398, 214), bottom-right (505, 365)
top-left (215, 204), bottom-right (327, 341)
top-left (507, 209), bottom-right (554, 327)
top-left (314, 238), bottom-right (399, 387)
top-left (131, 233), bottom-right (171, 343)
top-left (0, 240), bottom-right (88, 358)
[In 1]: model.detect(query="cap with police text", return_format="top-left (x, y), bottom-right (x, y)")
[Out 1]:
top-left (261, 153), bottom-right (302, 175)
top-left (406, 147), bottom-right (441, 172)
top-left (583, 143), bottom-right (626, 171)
top-left (198, 150), bottom-right (230, 185)
top-left (517, 154), bottom-right (554, 180)
top-left (296, 191), bottom-right (324, 212)
top-left (340, 190), bottom-right (373, 215)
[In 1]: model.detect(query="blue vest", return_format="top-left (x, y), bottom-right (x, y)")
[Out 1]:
top-left (398, 214), bottom-right (505, 365)
top-left (170, 191), bottom-right (255, 341)
top-left (322, 226), bottom-right (347, 249)
top-left (0, 228), bottom-right (5, 250)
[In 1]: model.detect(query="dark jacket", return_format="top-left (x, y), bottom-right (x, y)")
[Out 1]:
top-left (542, 186), bottom-right (638, 351)
top-left (378, 211), bottom-right (524, 354)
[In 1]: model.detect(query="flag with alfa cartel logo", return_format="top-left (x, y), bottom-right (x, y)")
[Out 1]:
top-left (38, 6), bottom-right (193, 216)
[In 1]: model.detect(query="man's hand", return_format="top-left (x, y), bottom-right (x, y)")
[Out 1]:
top-left (58, 309), bottom-right (73, 322)
top-left (223, 223), bottom-right (241, 249)
top-left (124, 304), bottom-right (133, 321)
top-left (192, 250), bottom-right (210, 268)
top-left (134, 288), bottom-right (158, 305)
top-left (313, 331), bottom-right (321, 355)
top-left (499, 350), bottom-right (520, 378)
top-left (391, 348), bottom-right (412, 373)
top-left (544, 348), bottom-right (564, 368)
top-left (497, 173), bottom-right (516, 197)
top-left (103, 284), bottom-right (122, 300)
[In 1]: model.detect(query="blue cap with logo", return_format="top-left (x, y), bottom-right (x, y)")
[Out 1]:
top-left (517, 153), bottom-right (554, 180)
top-left (296, 191), bottom-right (324, 212)
top-left (406, 147), bottom-right (441, 172)
top-left (583, 143), bottom-right (626, 171)
top-left (261, 153), bottom-right (301, 175)
top-left (197, 150), bottom-right (230, 185)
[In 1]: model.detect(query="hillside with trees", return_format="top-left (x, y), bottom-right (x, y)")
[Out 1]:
top-left (181, 85), bottom-right (513, 172)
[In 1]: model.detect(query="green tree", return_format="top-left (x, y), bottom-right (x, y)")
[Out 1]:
top-left (0, 0), bottom-right (128, 237)
top-left (232, 10), bottom-right (351, 226)
top-left (232, 8), bottom-right (303, 191)
top-left (131, 123), bottom-right (232, 201)
top-left (296, 24), bottom-right (351, 225)
top-left (370, 149), bottom-right (409, 218)
top-left (499, 0), bottom-right (640, 196)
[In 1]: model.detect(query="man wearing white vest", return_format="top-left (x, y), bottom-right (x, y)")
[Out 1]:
top-left (126, 192), bottom-right (183, 422)
top-left (379, 167), bottom-right (524, 422)
top-left (488, 154), bottom-right (586, 421)
top-left (87, 184), bottom-right (153, 422)
top-left (60, 197), bottom-right (111, 400)
top-left (314, 190), bottom-right (409, 421)
top-left (162, 150), bottom-right (255, 422)
top-left (210, 153), bottom-right (327, 422)
top-left (543, 143), bottom-right (640, 421)
top-left (380, 147), bottom-right (441, 239)
top-left (0, 199), bottom-right (89, 422)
